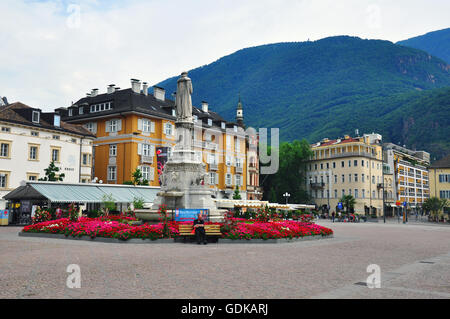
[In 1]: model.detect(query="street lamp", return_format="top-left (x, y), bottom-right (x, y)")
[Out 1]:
top-left (283, 192), bottom-right (291, 204)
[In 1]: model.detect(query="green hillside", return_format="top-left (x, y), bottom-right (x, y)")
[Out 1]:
top-left (397, 28), bottom-right (450, 64)
top-left (155, 36), bottom-right (450, 158)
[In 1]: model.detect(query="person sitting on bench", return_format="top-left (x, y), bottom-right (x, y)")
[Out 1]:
top-left (193, 213), bottom-right (207, 245)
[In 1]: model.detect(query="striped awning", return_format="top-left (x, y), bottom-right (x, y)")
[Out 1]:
top-left (4, 182), bottom-right (160, 203)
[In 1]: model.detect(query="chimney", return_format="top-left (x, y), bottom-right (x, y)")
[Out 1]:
top-left (202, 101), bottom-right (208, 112)
top-left (90, 88), bottom-right (99, 97)
top-left (107, 84), bottom-right (115, 94)
top-left (142, 82), bottom-right (148, 96)
top-left (153, 86), bottom-right (165, 101)
top-left (131, 79), bottom-right (141, 94)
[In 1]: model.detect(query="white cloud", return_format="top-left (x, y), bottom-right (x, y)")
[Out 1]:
top-left (0, 0), bottom-right (448, 110)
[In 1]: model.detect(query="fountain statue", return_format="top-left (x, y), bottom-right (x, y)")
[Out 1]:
top-left (150, 72), bottom-right (223, 221)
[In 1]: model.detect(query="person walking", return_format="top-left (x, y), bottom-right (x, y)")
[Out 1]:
top-left (331, 211), bottom-right (335, 223)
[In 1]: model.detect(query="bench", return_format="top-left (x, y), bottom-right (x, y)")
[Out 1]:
top-left (178, 224), bottom-right (222, 242)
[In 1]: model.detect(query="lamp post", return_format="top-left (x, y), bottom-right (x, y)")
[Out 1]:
top-left (283, 192), bottom-right (291, 204)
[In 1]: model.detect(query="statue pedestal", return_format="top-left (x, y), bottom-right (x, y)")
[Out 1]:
top-left (151, 120), bottom-right (225, 222)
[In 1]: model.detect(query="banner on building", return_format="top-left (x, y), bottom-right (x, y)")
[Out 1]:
top-left (156, 147), bottom-right (169, 185)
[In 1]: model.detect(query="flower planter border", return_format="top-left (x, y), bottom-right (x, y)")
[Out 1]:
top-left (18, 232), bottom-right (174, 244)
top-left (19, 231), bottom-right (333, 244)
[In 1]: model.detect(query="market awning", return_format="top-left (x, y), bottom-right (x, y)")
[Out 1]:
top-left (3, 182), bottom-right (160, 204)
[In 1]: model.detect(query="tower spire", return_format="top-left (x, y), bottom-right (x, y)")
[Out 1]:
top-left (236, 93), bottom-right (244, 128)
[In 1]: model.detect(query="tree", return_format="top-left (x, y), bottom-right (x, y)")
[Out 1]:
top-left (232, 186), bottom-right (242, 200)
top-left (131, 168), bottom-right (149, 186)
top-left (340, 195), bottom-right (356, 214)
top-left (423, 197), bottom-right (448, 222)
top-left (261, 139), bottom-right (312, 204)
top-left (39, 161), bottom-right (65, 181)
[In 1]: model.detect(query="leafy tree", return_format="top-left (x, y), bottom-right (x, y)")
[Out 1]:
top-left (131, 168), bottom-right (149, 186)
top-left (261, 139), bottom-right (312, 204)
top-left (39, 161), bottom-right (65, 181)
top-left (232, 186), bottom-right (242, 200)
top-left (340, 195), bottom-right (356, 214)
top-left (423, 197), bottom-right (448, 222)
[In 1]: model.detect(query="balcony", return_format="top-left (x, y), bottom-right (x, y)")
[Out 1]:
top-left (377, 183), bottom-right (383, 189)
top-left (236, 166), bottom-right (243, 174)
top-left (209, 163), bottom-right (218, 171)
top-left (315, 151), bottom-right (377, 161)
top-left (140, 155), bottom-right (153, 164)
top-left (310, 182), bottom-right (325, 189)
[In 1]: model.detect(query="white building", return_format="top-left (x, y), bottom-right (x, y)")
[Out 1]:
top-left (0, 102), bottom-right (95, 209)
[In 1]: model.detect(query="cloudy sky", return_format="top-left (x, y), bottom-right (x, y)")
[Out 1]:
top-left (0, 0), bottom-right (448, 110)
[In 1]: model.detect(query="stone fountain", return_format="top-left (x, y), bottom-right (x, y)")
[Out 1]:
top-left (146, 72), bottom-right (223, 222)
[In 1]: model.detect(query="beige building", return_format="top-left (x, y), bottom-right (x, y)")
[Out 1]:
top-left (306, 133), bottom-right (384, 216)
top-left (429, 154), bottom-right (450, 214)
top-left (383, 143), bottom-right (430, 215)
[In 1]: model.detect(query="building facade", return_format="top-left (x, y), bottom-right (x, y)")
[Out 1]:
top-left (60, 80), bottom-right (254, 200)
top-left (0, 102), bottom-right (94, 209)
top-left (429, 154), bottom-right (450, 214)
top-left (306, 133), bottom-right (384, 216)
top-left (383, 143), bottom-right (430, 214)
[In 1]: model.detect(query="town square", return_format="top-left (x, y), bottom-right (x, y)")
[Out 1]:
top-left (0, 0), bottom-right (449, 307)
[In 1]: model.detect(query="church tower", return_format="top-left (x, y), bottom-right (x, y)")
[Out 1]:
top-left (236, 94), bottom-right (244, 128)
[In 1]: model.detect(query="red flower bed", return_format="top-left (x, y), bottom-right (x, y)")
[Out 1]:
top-left (23, 216), bottom-right (332, 241)
top-left (222, 218), bottom-right (333, 240)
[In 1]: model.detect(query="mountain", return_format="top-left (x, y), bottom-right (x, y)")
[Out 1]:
top-left (397, 28), bottom-right (450, 64)
top-left (155, 36), bottom-right (450, 158)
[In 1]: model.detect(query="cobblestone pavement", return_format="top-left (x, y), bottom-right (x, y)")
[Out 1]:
top-left (1, 221), bottom-right (449, 299)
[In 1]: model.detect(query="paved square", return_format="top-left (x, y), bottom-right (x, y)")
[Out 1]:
top-left (1, 221), bottom-right (450, 299)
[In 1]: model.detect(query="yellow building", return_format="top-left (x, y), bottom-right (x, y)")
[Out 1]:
top-left (383, 143), bottom-right (430, 214)
top-left (307, 133), bottom-right (384, 216)
top-left (429, 154), bottom-right (450, 214)
top-left (59, 80), bottom-right (249, 200)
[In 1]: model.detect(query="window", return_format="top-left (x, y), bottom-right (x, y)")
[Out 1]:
top-left (27, 173), bottom-right (39, 181)
top-left (226, 155), bottom-right (232, 166)
top-left (320, 163), bottom-right (323, 169)
top-left (164, 123), bottom-right (173, 136)
top-left (71, 138), bottom-right (77, 143)
top-left (29, 145), bottom-right (39, 161)
top-left (361, 160), bottom-right (364, 167)
top-left (108, 166), bottom-right (117, 181)
top-left (0, 142), bottom-right (10, 158)
top-left (235, 139), bottom-right (240, 152)
top-left (193, 115), bottom-right (198, 123)
top-left (68, 109), bottom-right (73, 116)
top-left (82, 153), bottom-right (91, 166)
top-left (354, 160), bottom-right (357, 166)
top-left (362, 174), bottom-right (365, 183)
top-left (341, 161), bottom-right (344, 168)
top-left (1, 127), bottom-right (10, 132)
top-left (372, 175), bottom-right (375, 184)
top-left (109, 144), bottom-right (117, 157)
top-left (235, 157), bottom-right (242, 168)
top-left (51, 148), bottom-right (60, 162)
top-left (372, 190), bottom-right (376, 199)
top-left (333, 162), bottom-right (336, 168)
top-left (314, 164), bottom-right (318, 170)
top-left (235, 174), bottom-right (242, 186)
top-left (342, 189), bottom-right (345, 197)
top-left (354, 189), bottom-right (358, 198)
top-left (142, 119), bottom-right (153, 133)
top-left (32, 111), bottom-right (40, 123)
top-left (326, 162), bottom-right (329, 169)
top-left (439, 174), bottom-right (450, 183)
top-left (207, 119), bottom-right (212, 126)
top-left (349, 189), bottom-right (352, 196)
top-left (221, 122), bottom-right (226, 129)
top-left (79, 107), bottom-right (84, 115)
top-left (349, 174), bottom-right (352, 183)
top-left (341, 174), bottom-right (345, 183)
top-left (209, 172), bottom-right (216, 185)
top-left (31, 131), bottom-right (39, 137)
top-left (52, 135), bottom-right (60, 140)
top-left (141, 166), bottom-right (153, 181)
top-left (90, 102), bottom-right (112, 113)
top-left (354, 174), bottom-right (358, 182)
top-left (334, 175), bottom-right (337, 183)
top-left (142, 144), bottom-right (154, 157)
top-left (348, 160), bottom-right (351, 167)
top-left (334, 189), bottom-right (338, 198)
top-left (0, 172), bottom-right (9, 189)
top-left (440, 190), bottom-right (450, 199)
top-left (226, 135), bottom-right (231, 150)
top-left (362, 189), bottom-right (365, 198)
top-left (225, 173), bottom-right (232, 186)
top-left (85, 122), bottom-right (96, 133)
top-left (109, 120), bottom-right (118, 133)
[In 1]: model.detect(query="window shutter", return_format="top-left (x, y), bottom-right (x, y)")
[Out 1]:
top-left (151, 121), bottom-right (155, 133)
top-left (150, 167), bottom-right (154, 181)
top-left (117, 119), bottom-right (122, 132)
top-left (215, 173), bottom-right (219, 185)
top-left (93, 122), bottom-right (97, 134)
top-left (151, 145), bottom-right (155, 156)
top-left (137, 143), bottom-right (142, 155)
top-left (137, 119), bottom-right (143, 131)
top-left (105, 121), bottom-right (110, 133)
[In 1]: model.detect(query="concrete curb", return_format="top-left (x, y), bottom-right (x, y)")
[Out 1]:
top-left (18, 231), bottom-right (333, 244)
top-left (219, 234), bottom-right (333, 244)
